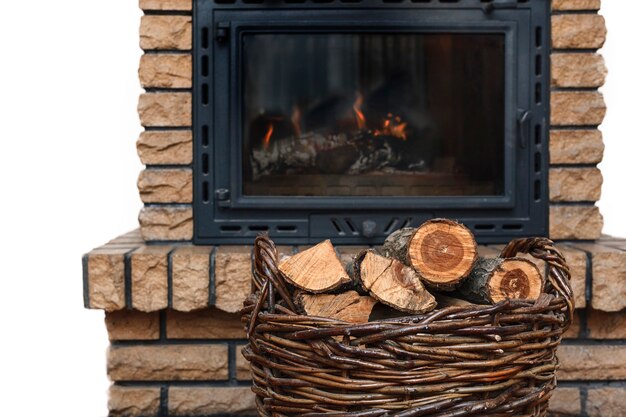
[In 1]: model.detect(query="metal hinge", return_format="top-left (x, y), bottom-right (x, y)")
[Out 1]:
top-left (215, 23), bottom-right (230, 43)
top-left (215, 188), bottom-right (231, 207)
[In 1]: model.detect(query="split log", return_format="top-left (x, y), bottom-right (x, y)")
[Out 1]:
top-left (294, 291), bottom-right (377, 323)
top-left (457, 257), bottom-right (543, 304)
top-left (350, 250), bottom-right (436, 314)
top-left (383, 219), bottom-right (478, 290)
top-left (278, 240), bottom-right (350, 293)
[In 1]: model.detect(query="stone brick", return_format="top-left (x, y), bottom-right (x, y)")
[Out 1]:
top-left (558, 345), bottom-right (626, 380)
top-left (587, 309), bottom-right (626, 339)
top-left (573, 244), bottom-right (626, 312)
top-left (138, 92), bottom-right (192, 127)
top-left (138, 168), bottom-right (193, 204)
top-left (166, 308), bottom-right (245, 339)
top-left (105, 310), bottom-right (160, 341)
top-left (108, 344), bottom-right (228, 381)
top-left (551, 91), bottom-right (606, 126)
top-left (549, 205), bottom-right (603, 240)
top-left (109, 385), bottom-right (161, 417)
top-left (562, 312), bottom-right (581, 339)
top-left (131, 245), bottom-right (172, 312)
top-left (552, 0), bottom-right (601, 10)
top-left (236, 345), bottom-right (251, 381)
top-left (552, 14), bottom-right (607, 50)
top-left (137, 130), bottom-right (192, 166)
top-left (587, 388), bottom-right (626, 417)
top-left (171, 246), bottom-right (211, 311)
top-left (140, 15), bottom-right (192, 50)
top-left (139, 206), bottom-right (193, 241)
top-left (549, 129), bottom-right (604, 165)
top-left (551, 53), bottom-right (607, 88)
top-left (87, 248), bottom-right (129, 311)
top-left (556, 245), bottom-right (587, 309)
top-left (139, 0), bottom-right (192, 12)
top-left (168, 387), bottom-right (255, 416)
top-left (214, 246), bottom-right (253, 313)
top-left (549, 167), bottom-right (602, 202)
top-left (548, 387), bottom-right (581, 416)
top-left (139, 54), bottom-right (192, 89)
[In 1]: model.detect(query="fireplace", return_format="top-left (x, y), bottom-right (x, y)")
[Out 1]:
top-left (85, 1), bottom-right (620, 415)
top-left (193, 0), bottom-right (550, 244)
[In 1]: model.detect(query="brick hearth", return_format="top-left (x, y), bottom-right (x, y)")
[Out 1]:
top-left (84, 229), bottom-right (626, 416)
top-left (82, 0), bottom-right (626, 416)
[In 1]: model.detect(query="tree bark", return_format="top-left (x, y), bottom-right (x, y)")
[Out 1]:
top-left (383, 219), bottom-right (478, 290)
top-left (457, 257), bottom-right (543, 304)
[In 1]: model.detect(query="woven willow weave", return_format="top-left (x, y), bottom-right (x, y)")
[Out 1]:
top-left (242, 236), bottom-right (574, 417)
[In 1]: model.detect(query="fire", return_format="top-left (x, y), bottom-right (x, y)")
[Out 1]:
top-left (375, 113), bottom-right (408, 141)
top-left (291, 105), bottom-right (301, 138)
top-left (353, 94), bottom-right (408, 141)
top-left (262, 123), bottom-right (274, 150)
top-left (353, 93), bottom-right (366, 130)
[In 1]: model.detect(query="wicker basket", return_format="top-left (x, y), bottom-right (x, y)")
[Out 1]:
top-left (241, 236), bottom-right (574, 417)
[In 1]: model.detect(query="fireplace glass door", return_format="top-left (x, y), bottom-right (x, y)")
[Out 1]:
top-left (242, 32), bottom-right (505, 198)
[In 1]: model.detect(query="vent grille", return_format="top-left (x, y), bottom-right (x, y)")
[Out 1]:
top-left (213, 0), bottom-right (530, 4)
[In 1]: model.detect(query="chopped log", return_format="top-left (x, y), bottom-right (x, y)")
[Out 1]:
top-left (383, 219), bottom-right (478, 290)
top-left (350, 250), bottom-right (436, 314)
top-left (278, 240), bottom-right (351, 293)
top-left (457, 257), bottom-right (543, 305)
top-left (295, 291), bottom-right (378, 323)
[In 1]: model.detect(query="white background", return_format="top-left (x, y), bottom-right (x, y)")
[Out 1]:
top-left (0, 1), bottom-right (624, 415)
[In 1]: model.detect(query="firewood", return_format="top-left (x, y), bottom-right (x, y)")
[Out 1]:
top-left (295, 291), bottom-right (377, 323)
top-left (350, 250), bottom-right (436, 314)
top-left (383, 219), bottom-right (478, 290)
top-left (250, 129), bottom-right (427, 179)
top-left (457, 257), bottom-right (543, 305)
top-left (278, 240), bottom-right (350, 293)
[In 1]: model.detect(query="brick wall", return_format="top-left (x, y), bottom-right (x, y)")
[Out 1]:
top-left (106, 309), bottom-right (254, 417)
top-left (105, 306), bottom-right (626, 417)
top-left (135, 0), bottom-right (607, 243)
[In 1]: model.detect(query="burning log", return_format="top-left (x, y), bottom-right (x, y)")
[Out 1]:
top-left (456, 257), bottom-right (543, 305)
top-left (294, 291), bottom-right (377, 323)
top-left (278, 240), bottom-right (351, 293)
top-left (248, 91), bottom-right (430, 179)
top-left (383, 219), bottom-right (478, 291)
top-left (250, 129), bottom-right (425, 179)
top-left (348, 250), bottom-right (436, 314)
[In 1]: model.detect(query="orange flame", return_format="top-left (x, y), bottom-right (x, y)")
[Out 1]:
top-left (353, 93), bottom-right (366, 130)
top-left (291, 105), bottom-right (301, 138)
top-left (262, 123), bottom-right (274, 150)
top-left (375, 114), bottom-right (408, 140)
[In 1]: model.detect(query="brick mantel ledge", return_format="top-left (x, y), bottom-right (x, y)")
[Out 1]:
top-left (84, 229), bottom-right (626, 314)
